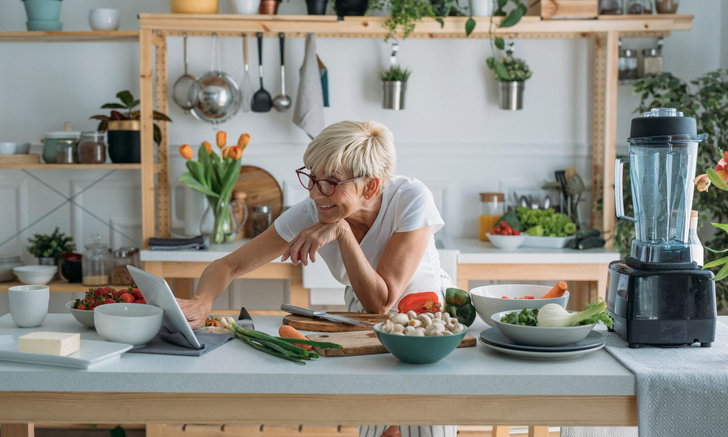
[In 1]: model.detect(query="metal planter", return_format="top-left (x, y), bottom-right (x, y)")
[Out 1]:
top-left (499, 81), bottom-right (525, 111)
top-left (382, 81), bottom-right (407, 110)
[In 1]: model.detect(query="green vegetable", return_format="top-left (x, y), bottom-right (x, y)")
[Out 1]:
top-left (575, 228), bottom-right (601, 240)
top-left (496, 209), bottom-right (521, 231)
top-left (537, 300), bottom-right (613, 329)
top-left (575, 301), bottom-right (614, 328)
top-left (578, 237), bottom-right (606, 250)
top-left (514, 207), bottom-right (576, 237)
top-left (500, 308), bottom-right (539, 326)
top-left (444, 288), bottom-right (477, 326)
top-left (525, 225), bottom-right (544, 237)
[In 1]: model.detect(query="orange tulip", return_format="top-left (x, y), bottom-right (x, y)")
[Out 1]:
top-left (222, 146), bottom-right (231, 159)
top-left (237, 133), bottom-right (250, 150)
top-left (217, 131), bottom-right (227, 149)
top-left (229, 145), bottom-right (242, 160)
top-left (694, 174), bottom-right (711, 192)
top-left (179, 144), bottom-right (193, 160)
top-left (202, 141), bottom-right (212, 155)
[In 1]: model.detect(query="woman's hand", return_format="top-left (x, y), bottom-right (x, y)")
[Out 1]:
top-left (281, 221), bottom-right (350, 266)
top-left (381, 426), bottom-right (401, 437)
top-left (176, 296), bottom-right (213, 330)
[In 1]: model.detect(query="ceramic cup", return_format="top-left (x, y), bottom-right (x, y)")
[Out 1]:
top-left (8, 285), bottom-right (49, 328)
top-left (88, 8), bottom-right (120, 31)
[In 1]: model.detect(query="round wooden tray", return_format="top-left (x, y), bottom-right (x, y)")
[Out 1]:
top-left (233, 165), bottom-right (283, 238)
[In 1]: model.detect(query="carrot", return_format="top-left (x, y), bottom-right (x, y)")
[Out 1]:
top-left (542, 281), bottom-right (568, 299)
top-left (278, 325), bottom-right (312, 351)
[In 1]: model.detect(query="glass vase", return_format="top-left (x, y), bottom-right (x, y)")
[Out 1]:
top-left (200, 199), bottom-right (241, 244)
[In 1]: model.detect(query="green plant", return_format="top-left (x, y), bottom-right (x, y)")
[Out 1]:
top-left (380, 64), bottom-right (411, 82)
top-left (90, 90), bottom-right (172, 145)
top-left (490, 41), bottom-right (532, 82)
top-left (27, 227), bottom-right (76, 262)
top-left (486, 0), bottom-right (528, 79)
top-left (368, 0), bottom-right (471, 41)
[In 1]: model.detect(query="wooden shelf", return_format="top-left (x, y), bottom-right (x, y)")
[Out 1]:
top-left (0, 281), bottom-right (133, 293)
top-left (0, 163), bottom-right (164, 172)
top-left (138, 14), bottom-right (692, 39)
top-left (0, 31), bottom-right (138, 42)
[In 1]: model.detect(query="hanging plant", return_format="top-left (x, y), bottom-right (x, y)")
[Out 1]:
top-left (486, 0), bottom-right (528, 78)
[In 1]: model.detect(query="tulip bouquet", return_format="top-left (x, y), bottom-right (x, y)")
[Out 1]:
top-left (179, 131), bottom-right (250, 244)
top-left (694, 151), bottom-right (728, 280)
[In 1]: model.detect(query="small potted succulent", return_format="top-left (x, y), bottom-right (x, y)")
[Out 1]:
top-left (488, 41), bottom-right (532, 110)
top-left (27, 227), bottom-right (76, 279)
top-left (380, 65), bottom-right (411, 110)
top-left (90, 90), bottom-right (172, 164)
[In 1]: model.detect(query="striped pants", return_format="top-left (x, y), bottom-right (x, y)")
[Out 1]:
top-left (359, 425), bottom-right (457, 437)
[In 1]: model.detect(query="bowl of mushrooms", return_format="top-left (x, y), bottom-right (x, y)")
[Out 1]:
top-left (374, 310), bottom-right (468, 364)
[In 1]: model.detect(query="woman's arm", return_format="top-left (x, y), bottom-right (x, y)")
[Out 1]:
top-left (177, 226), bottom-right (289, 329)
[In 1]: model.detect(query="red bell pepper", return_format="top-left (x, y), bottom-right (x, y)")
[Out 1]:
top-left (397, 291), bottom-right (441, 314)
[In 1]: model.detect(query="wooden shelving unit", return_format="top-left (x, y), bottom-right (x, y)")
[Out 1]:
top-left (0, 163), bottom-right (164, 172)
top-left (0, 280), bottom-right (132, 293)
top-left (0, 31), bottom-right (138, 42)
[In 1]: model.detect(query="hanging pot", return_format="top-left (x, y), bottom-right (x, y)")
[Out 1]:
top-left (334, 0), bottom-right (368, 16)
top-left (191, 34), bottom-right (242, 125)
top-left (107, 120), bottom-right (141, 163)
top-left (382, 81), bottom-right (407, 110)
top-left (306, 0), bottom-right (328, 14)
top-left (498, 81), bottom-right (525, 111)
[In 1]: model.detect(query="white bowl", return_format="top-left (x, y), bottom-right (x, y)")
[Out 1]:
top-left (94, 303), bottom-right (163, 347)
top-left (0, 142), bottom-right (16, 155)
top-left (470, 284), bottom-right (569, 327)
top-left (492, 310), bottom-right (595, 347)
top-left (231, 0), bottom-right (261, 14)
top-left (486, 233), bottom-right (528, 250)
top-left (13, 265), bottom-right (58, 285)
top-left (89, 8), bottom-right (120, 31)
top-left (66, 301), bottom-right (95, 328)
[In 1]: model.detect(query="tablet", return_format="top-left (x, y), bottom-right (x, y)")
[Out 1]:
top-left (127, 266), bottom-right (202, 349)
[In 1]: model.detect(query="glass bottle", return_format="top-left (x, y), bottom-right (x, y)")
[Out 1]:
top-left (82, 234), bottom-right (112, 286)
top-left (251, 205), bottom-right (273, 239)
top-left (689, 210), bottom-right (703, 266)
top-left (55, 139), bottom-right (76, 164)
top-left (625, 0), bottom-right (653, 15)
top-left (479, 193), bottom-right (505, 242)
top-left (78, 131), bottom-right (107, 164)
top-left (599, 0), bottom-right (622, 14)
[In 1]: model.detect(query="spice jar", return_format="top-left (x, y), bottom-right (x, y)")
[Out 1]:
top-left (640, 39), bottom-right (664, 76)
top-left (598, 0), bottom-right (622, 14)
top-left (625, 0), bottom-right (652, 15)
top-left (111, 247), bottom-right (137, 285)
top-left (55, 139), bottom-right (76, 164)
top-left (479, 193), bottom-right (505, 242)
top-left (619, 47), bottom-right (638, 80)
top-left (78, 131), bottom-right (107, 164)
top-left (82, 234), bottom-right (112, 286)
top-left (251, 205), bottom-right (272, 238)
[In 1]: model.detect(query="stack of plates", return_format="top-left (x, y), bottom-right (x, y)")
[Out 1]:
top-left (479, 328), bottom-right (606, 360)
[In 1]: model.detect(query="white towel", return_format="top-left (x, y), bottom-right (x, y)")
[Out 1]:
top-left (293, 33), bottom-right (325, 139)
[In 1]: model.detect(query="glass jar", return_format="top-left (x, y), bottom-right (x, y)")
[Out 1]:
top-left (78, 131), bottom-right (107, 164)
top-left (111, 247), bottom-right (137, 285)
top-left (619, 48), bottom-right (638, 80)
top-left (599, 0), bottom-right (622, 14)
top-left (641, 41), bottom-right (663, 76)
top-left (655, 0), bottom-right (678, 13)
top-left (251, 205), bottom-right (272, 239)
top-left (55, 139), bottom-right (76, 164)
top-left (479, 193), bottom-right (505, 242)
top-left (625, 0), bottom-right (653, 15)
top-left (82, 234), bottom-right (111, 286)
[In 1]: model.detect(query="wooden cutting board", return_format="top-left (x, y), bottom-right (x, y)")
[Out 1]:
top-left (0, 154), bottom-right (40, 165)
top-left (233, 165), bottom-right (283, 238)
top-left (282, 312), bottom-right (389, 332)
top-left (306, 330), bottom-right (477, 357)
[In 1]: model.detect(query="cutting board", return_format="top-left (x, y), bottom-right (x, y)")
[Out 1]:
top-left (0, 154), bottom-right (40, 165)
top-left (306, 330), bottom-right (477, 357)
top-left (282, 312), bottom-right (389, 332)
top-left (233, 165), bottom-right (283, 238)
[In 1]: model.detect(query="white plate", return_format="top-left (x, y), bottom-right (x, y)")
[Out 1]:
top-left (0, 335), bottom-right (132, 369)
top-left (521, 235), bottom-right (573, 248)
top-left (480, 338), bottom-right (605, 360)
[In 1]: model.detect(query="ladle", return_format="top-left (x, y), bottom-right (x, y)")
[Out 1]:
top-left (172, 34), bottom-right (201, 111)
top-left (272, 33), bottom-right (292, 112)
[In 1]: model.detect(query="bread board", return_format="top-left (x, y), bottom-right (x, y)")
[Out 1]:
top-left (306, 330), bottom-right (477, 357)
top-left (282, 312), bottom-right (389, 332)
top-left (233, 165), bottom-right (283, 237)
top-left (0, 154), bottom-right (41, 165)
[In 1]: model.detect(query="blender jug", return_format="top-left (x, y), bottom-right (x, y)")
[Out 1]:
top-left (615, 108), bottom-right (707, 264)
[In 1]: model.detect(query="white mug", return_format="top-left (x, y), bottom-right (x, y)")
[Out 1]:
top-left (8, 285), bottom-right (49, 328)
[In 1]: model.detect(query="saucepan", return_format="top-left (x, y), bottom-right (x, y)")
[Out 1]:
top-left (191, 33), bottom-right (242, 124)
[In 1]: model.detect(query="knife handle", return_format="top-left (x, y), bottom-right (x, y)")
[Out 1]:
top-left (281, 304), bottom-right (318, 317)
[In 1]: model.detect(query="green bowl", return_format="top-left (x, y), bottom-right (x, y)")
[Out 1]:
top-left (373, 322), bottom-right (467, 364)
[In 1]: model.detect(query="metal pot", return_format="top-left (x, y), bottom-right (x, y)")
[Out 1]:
top-left (498, 81), bottom-right (524, 111)
top-left (191, 34), bottom-right (242, 124)
top-left (382, 81), bottom-right (407, 110)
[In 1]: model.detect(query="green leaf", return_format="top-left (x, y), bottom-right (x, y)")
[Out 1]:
top-left (179, 173), bottom-right (219, 197)
top-left (185, 161), bottom-right (207, 188)
top-left (436, 17), bottom-right (444, 27)
top-left (110, 425), bottom-right (126, 437)
top-left (500, 7), bottom-right (524, 28)
top-left (495, 37), bottom-right (505, 50)
top-left (712, 222), bottom-right (728, 234)
top-left (101, 103), bottom-right (127, 109)
top-left (707, 168), bottom-right (728, 191)
top-left (703, 256), bottom-right (728, 269)
top-left (116, 90), bottom-right (135, 108)
top-left (465, 18), bottom-right (476, 36)
top-left (486, 57), bottom-right (495, 70)
top-left (494, 62), bottom-right (511, 81)
top-left (496, 0), bottom-right (507, 10)
top-left (706, 246), bottom-right (728, 254)
top-left (713, 262), bottom-right (728, 281)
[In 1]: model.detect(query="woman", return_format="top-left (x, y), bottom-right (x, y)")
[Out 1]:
top-left (178, 120), bottom-right (455, 437)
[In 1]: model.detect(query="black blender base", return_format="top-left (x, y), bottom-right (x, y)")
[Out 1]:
top-left (610, 312), bottom-right (716, 348)
top-left (627, 341), bottom-right (711, 348)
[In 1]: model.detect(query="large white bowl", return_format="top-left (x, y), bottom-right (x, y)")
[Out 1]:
top-left (486, 233), bottom-right (528, 250)
top-left (66, 301), bottom-right (95, 328)
top-left (13, 265), bottom-right (58, 285)
top-left (470, 284), bottom-right (569, 327)
top-left (94, 303), bottom-right (163, 347)
top-left (492, 310), bottom-right (595, 347)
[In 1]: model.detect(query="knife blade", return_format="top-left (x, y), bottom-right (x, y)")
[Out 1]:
top-left (280, 304), bottom-right (373, 327)
top-left (238, 306), bottom-right (255, 330)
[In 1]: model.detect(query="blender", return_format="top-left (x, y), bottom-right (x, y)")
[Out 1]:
top-left (606, 108), bottom-right (717, 348)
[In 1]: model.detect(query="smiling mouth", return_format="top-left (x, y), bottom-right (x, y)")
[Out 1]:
top-left (318, 204), bottom-right (336, 211)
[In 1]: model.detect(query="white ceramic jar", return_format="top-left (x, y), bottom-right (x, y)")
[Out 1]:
top-left (231, 0), bottom-right (262, 14)
top-left (89, 8), bottom-right (120, 31)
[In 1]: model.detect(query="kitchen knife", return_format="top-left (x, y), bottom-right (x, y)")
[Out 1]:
top-left (238, 306), bottom-right (255, 330)
top-left (280, 304), bottom-right (373, 327)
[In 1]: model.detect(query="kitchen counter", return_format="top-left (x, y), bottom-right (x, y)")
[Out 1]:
top-left (454, 238), bottom-right (621, 264)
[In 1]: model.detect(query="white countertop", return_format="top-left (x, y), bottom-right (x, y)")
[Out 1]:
top-left (0, 314), bottom-right (635, 396)
top-left (454, 238), bottom-right (621, 264)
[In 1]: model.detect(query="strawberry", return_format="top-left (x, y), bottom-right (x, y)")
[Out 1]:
top-left (112, 289), bottom-right (124, 300)
top-left (133, 299), bottom-right (146, 304)
top-left (77, 304), bottom-right (87, 310)
top-left (103, 298), bottom-right (116, 305)
top-left (119, 293), bottom-right (134, 303)
top-left (94, 288), bottom-right (109, 299)
top-left (131, 289), bottom-right (143, 300)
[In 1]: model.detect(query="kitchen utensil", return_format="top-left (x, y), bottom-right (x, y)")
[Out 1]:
top-left (281, 304), bottom-right (373, 327)
top-left (272, 33), bottom-right (292, 112)
top-left (192, 34), bottom-right (242, 124)
top-left (305, 329), bottom-right (476, 357)
top-left (541, 195), bottom-right (551, 210)
top-left (566, 171), bottom-right (585, 227)
top-left (9, 285), bottom-right (49, 328)
top-left (554, 170), bottom-right (568, 214)
top-left (251, 32), bottom-right (272, 112)
top-left (469, 284), bottom-right (569, 327)
top-left (172, 34), bottom-right (201, 112)
top-left (13, 266), bottom-right (57, 285)
top-left (519, 195), bottom-right (529, 208)
top-left (479, 330), bottom-right (605, 360)
top-left (241, 35), bottom-right (254, 112)
top-left (238, 306), bottom-right (255, 330)
top-left (283, 312), bottom-right (388, 332)
top-left (480, 328), bottom-right (605, 353)
top-left (232, 165), bottom-right (283, 238)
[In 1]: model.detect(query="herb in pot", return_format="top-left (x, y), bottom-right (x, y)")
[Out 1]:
top-left (27, 227), bottom-right (76, 263)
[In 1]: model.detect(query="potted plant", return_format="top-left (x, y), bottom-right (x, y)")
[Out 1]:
top-left (306, 0), bottom-right (328, 14)
top-left (380, 64), bottom-right (411, 110)
top-left (489, 41), bottom-right (532, 110)
top-left (368, 0), bottom-right (474, 40)
top-left (486, 0), bottom-right (528, 76)
top-left (27, 227), bottom-right (76, 274)
top-left (90, 90), bottom-right (172, 164)
top-left (23, 0), bottom-right (63, 31)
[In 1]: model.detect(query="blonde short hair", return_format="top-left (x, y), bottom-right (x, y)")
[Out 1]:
top-left (303, 121), bottom-right (396, 190)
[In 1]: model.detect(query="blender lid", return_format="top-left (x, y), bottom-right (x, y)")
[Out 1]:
top-left (629, 108), bottom-right (701, 139)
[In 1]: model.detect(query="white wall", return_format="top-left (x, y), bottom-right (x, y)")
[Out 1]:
top-left (0, 1), bottom-right (724, 313)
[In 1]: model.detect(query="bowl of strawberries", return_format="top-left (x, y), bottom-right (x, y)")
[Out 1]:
top-left (67, 286), bottom-right (146, 328)
top-left (487, 221), bottom-right (528, 250)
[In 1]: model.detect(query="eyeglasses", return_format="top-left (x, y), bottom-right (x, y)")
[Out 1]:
top-left (296, 167), bottom-right (363, 197)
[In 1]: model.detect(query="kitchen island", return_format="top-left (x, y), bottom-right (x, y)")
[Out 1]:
top-left (0, 313), bottom-right (636, 436)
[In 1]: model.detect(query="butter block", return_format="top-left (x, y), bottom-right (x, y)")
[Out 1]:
top-left (18, 332), bottom-right (81, 356)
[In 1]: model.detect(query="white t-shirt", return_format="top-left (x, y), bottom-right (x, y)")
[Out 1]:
top-left (274, 175), bottom-right (445, 308)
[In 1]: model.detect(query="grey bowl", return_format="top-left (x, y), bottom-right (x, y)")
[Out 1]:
top-left (94, 303), bottom-right (163, 347)
top-left (492, 310), bottom-right (594, 347)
